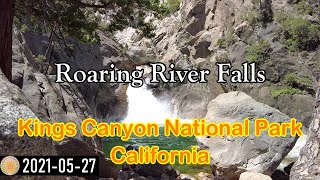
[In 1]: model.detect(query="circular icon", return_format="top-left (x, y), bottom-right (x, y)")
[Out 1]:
top-left (1, 156), bottom-right (20, 176)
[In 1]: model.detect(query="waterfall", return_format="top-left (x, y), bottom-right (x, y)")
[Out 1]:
top-left (123, 84), bottom-right (172, 124)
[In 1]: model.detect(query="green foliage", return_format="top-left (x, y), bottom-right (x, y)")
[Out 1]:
top-left (246, 40), bottom-right (271, 63)
top-left (15, 0), bottom-right (174, 44)
top-left (34, 55), bottom-right (47, 64)
top-left (295, 1), bottom-right (313, 15)
top-left (164, 0), bottom-right (181, 15)
top-left (98, 22), bottom-right (109, 32)
top-left (19, 24), bottom-right (30, 33)
top-left (241, 11), bottom-right (261, 26)
top-left (271, 87), bottom-right (302, 98)
top-left (284, 73), bottom-right (313, 89)
top-left (217, 28), bottom-right (236, 48)
top-left (276, 13), bottom-right (320, 51)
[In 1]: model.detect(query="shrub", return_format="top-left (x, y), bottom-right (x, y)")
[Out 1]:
top-left (284, 73), bottom-right (313, 89)
top-left (276, 14), bottom-right (320, 51)
top-left (271, 87), bottom-right (302, 98)
top-left (166, 0), bottom-right (180, 14)
top-left (295, 1), bottom-right (313, 15)
top-left (242, 11), bottom-right (261, 26)
top-left (246, 40), bottom-right (271, 63)
top-left (156, 0), bottom-right (180, 16)
top-left (19, 24), bottom-right (30, 33)
top-left (34, 55), bottom-right (47, 64)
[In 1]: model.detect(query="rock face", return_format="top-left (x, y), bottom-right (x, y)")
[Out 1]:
top-left (2, 28), bottom-right (124, 179)
top-left (197, 92), bottom-right (297, 179)
top-left (115, 0), bottom-right (318, 128)
top-left (21, 29), bottom-right (134, 121)
top-left (12, 29), bottom-right (103, 150)
top-left (290, 88), bottom-right (320, 179)
top-left (0, 69), bottom-right (56, 156)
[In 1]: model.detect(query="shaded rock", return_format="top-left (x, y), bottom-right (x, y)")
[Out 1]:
top-left (135, 163), bottom-right (178, 178)
top-left (284, 162), bottom-right (294, 175)
top-left (55, 138), bottom-right (119, 179)
top-left (235, 21), bottom-right (254, 44)
top-left (278, 135), bottom-right (308, 171)
top-left (21, 30), bottom-right (134, 121)
top-left (197, 92), bottom-right (297, 179)
top-left (260, 0), bottom-right (273, 25)
top-left (271, 170), bottom-right (289, 180)
top-left (192, 41), bottom-right (212, 59)
top-left (239, 172), bottom-right (272, 180)
top-left (183, 0), bottom-right (206, 36)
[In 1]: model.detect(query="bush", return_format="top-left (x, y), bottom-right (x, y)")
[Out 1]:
top-left (276, 14), bottom-right (320, 51)
top-left (296, 1), bottom-right (313, 15)
top-left (242, 11), bottom-right (261, 26)
top-left (156, 0), bottom-right (180, 16)
top-left (284, 73), bottom-right (313, 89)
top-left (34, 55), bottom-right (47, 64)
top-left (166, 0), bottom-right (180, 14)
top-left (246, 40), bottom-right (271, 63)
top-left (19, 24), bottom-right (30, 33)
top-left (271, 87), bottom-right (302, 98)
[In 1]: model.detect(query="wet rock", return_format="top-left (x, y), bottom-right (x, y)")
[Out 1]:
top-left (197, 92), bottom-right (297, 179)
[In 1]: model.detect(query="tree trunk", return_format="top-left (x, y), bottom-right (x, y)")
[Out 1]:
top-left (290, 88), bottom-right (320, 179)
top-left (0, 0), bottom-right (15, 82)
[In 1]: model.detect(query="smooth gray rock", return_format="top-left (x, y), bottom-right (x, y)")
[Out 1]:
top-left (197, 91), bottom-right (297, 179)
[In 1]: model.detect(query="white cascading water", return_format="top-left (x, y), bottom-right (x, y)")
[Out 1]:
top-left (123, 85), bottom-right (172, 124)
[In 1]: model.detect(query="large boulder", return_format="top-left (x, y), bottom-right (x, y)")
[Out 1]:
top-left (197, 91), bottom-right (297, 179)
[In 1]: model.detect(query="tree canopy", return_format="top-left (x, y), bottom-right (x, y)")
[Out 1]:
top-left (15, 0), bottom-right (176, 42)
